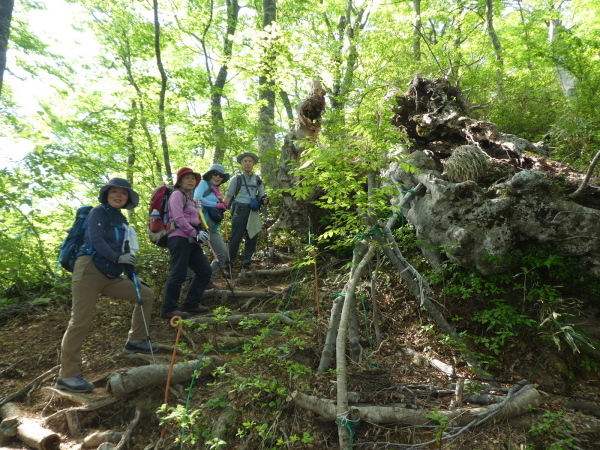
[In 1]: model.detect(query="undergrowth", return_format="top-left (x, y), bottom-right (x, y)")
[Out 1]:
top-left (430, 243), bottom-right (599, 372)
top-left (157, 308), bottom-right (320, 449)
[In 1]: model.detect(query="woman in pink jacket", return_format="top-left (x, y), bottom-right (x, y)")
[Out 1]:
top-left (160, 167), bottom-right (211, 319)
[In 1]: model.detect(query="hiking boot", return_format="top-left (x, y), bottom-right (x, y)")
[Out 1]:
top-left (124, 339), bottom-right (159, 354)
top-left (55, 375), bottom-right (94, 393)
top-left (160, 310), bottom-right (190, 320)
top-left (181, 304), bottom-right (210, 315)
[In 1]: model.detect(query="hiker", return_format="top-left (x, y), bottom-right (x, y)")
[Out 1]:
top-left (56, 178), bottom-right (156, 393)
top-left (223, 152), bottom-right (268, 271)
top-left (160, 167), bottom-right (212, 320)
top-left (193, 163), bottom-right (231, 288)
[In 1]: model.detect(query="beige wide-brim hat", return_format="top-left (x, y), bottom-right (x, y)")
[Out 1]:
top-left (236, 152), bottom-right (259, 164)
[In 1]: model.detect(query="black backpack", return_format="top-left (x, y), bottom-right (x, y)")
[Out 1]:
top-left (232, 173), bottom-right (262, 198)
top-left (58, 205), bottom-right (93, 272)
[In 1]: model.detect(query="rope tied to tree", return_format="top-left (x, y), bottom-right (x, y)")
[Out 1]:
top-left (355, 227), bottom-right (388, 241)
top-left (335, 410), bottom-right (359, 443)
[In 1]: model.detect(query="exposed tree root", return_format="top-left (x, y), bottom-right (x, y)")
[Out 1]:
top-left (291, 380), bottom-right (540, 429)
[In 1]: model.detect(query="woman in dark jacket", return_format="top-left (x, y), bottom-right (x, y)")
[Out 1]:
top-left (56, 178), bottom-right (156, 393)
top-left (160, 167), bottom-right (212, 319)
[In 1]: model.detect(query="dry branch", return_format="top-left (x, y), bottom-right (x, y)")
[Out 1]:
top-left (0, 365), bottom-right (59, 408)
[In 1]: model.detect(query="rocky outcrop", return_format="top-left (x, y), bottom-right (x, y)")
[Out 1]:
top-left (385, 76), bottom-right (600, 276)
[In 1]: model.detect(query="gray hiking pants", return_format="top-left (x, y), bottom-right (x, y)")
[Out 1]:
top-left (207, 217), bottom-right (229, 283)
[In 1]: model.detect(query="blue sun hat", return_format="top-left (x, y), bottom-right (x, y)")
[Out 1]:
top-left (98, 178), bottom-right (139, 210)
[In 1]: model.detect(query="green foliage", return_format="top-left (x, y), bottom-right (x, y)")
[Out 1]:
top-left (289, 125), bottom-right (408, 252)
top-left (156, 311), bottom-right (316, 447)
top-left (436, 245), bottom-right (597, 368)
top-left (426, 407), bottom-right (450, 448)
top-left (526, 411), bottom-right (578, 450)
top-left (470, 299), bottom-right (537, 357)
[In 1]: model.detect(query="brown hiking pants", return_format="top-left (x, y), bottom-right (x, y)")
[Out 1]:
top-left (59, 255), bottom-right (155, 378)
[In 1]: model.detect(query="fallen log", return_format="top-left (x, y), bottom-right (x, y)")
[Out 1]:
top-left (107, 358), bottom-right (219, 398)
top-left (203, 289), bottom-right (284, 298)
top-left (237, 267), bottom-right (296, 278)
top-left (0, 403), bottom-right (60, 450)
top-left (290, 381), bottom-right (540, 427)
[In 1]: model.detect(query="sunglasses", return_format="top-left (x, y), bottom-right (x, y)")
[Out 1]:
top-left (211, 172), bottom-right (224, 178)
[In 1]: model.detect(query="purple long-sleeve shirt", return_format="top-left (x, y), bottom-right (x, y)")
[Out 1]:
top-left (168, 189), bottom-right (200, 239)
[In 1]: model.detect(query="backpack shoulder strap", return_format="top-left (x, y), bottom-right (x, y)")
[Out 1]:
top-left (233, 173), bottom-right (243, 197)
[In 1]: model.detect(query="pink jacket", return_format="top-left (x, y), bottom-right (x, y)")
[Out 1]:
top-left (168, 189), bottom-right (200, 239)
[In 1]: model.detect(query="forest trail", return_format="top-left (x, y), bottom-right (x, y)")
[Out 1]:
top-left (1, 256), bottom-right (600, 449)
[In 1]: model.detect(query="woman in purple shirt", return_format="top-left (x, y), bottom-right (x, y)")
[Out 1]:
top-left (160, 167), bottom-right (212, 319)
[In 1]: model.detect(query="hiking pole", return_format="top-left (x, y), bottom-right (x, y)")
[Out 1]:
top-left (124, 240), bottom-right (156, 364)
top-left (223, 215), bottom-right (235, 288)
top-left (199, 210), bottom-right (239, 308)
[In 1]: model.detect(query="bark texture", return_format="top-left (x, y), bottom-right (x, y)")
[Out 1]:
top-left (0, 0), bottom-right (14, 95)
top-left (386, 76), bottom-right (600, 277)
top-left (272, 79), bottom-right (327, 233)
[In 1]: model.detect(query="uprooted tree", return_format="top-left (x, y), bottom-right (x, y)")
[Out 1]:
top-left (384, 76), bottom-right (600, 277)
top-left (302, 76), bottom-right (600, 448)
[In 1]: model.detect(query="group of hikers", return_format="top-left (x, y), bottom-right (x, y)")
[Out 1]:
top-left (55, 152), bottom-right (268, 393)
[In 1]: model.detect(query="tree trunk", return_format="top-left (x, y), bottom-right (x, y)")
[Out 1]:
top-left (328, 1), bottom-right (367, 112)
top-left (549, 19), bottom-right (577, 99)
top-left (316, 296), bottom-right (344, 375)
top-left (210, 0), bottom-right (240, 164)
top-left (411, 0), bottom-right (421, 61)
top-left (120, 44), bottom-right (162, 183)
top-left (271, 79), bottom-right (326, 232)
top-left (257, 0), bottom-right (277, 182)
top-left (336, 244), bottom-right (375, 448)
top-left (107, 359), bottom-right (218, 398)
top-left (152, 0), bottom-right (172, 180)
top-left (485, 0), bottom-right (505, 97)
top-left (0, 0), bottom-right (14, 95)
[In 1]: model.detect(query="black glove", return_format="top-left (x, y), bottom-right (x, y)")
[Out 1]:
top-left (117, 253), bottom-right (136, 266)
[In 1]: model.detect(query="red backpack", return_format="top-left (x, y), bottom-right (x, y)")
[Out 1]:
top-left (147, 185), bottom-right (177, 247)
